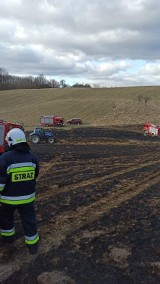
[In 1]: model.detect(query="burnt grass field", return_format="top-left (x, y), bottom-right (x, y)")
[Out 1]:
top-left (0, 126), bottom-right (160, 284)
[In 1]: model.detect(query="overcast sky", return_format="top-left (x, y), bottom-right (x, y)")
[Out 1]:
top-left (0, 0), bottom-right (160, 87)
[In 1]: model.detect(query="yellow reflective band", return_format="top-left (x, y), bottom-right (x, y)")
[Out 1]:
top-left (16, 138), bottom-right (25, 143)
top-left (25, 235), bottom-right (39, 245)
top-left (1, 231), bottom-right (15, 237)
top-left (7, 166), bottom-right (35, 175)
top-left (11, 171), bottom-right (35, 182)
top-left (0, 196), bottom-right (35, 205)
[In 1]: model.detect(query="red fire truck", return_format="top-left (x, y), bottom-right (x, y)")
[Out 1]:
top-left (0, 119), bottom-right (24, 154)
top-left (143, 122), bottom-right (160, 137)
top-left (40, 115), bottom-right (64, 127)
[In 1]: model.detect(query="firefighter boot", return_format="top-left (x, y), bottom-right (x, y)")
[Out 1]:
top-left (1, 235), bottom-right (15, 244)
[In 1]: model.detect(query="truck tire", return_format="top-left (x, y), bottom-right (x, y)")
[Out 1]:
top-left (31, 134), bottom-right (40, 144)
top-left (47, 137), bottom-right (55, 144)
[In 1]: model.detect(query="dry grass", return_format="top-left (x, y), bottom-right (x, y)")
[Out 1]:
top-left (0, 86), bottom-right (160, 130)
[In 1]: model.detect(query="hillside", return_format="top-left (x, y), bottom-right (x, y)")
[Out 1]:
top-left (1, 87), bottom-right (160, 283)
top-left (0, 86), bottom-right (160, 130)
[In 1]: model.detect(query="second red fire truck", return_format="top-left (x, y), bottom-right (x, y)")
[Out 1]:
top-left (0, 119), bottom-right (24, 154)
top-left (143, 122), bottom-right (160, 137)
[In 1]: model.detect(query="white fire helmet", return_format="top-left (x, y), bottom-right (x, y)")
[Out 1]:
top-left (6, 128), bottom-right (26, 146)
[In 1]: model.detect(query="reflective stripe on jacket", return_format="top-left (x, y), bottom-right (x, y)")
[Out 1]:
top-left (0, 192), bottom-right (35, 205)
top-left (7, 162), bottom-right (36, 182)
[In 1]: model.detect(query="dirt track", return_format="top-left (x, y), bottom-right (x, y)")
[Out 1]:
top-left (0, 127), bottom-right (160, 283)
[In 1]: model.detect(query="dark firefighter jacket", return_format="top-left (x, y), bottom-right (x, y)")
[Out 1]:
top-left (0, 143), bottom-right (39, 205)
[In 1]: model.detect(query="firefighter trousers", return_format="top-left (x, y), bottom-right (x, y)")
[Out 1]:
top-left (0, 202), bottom-right (39, 251)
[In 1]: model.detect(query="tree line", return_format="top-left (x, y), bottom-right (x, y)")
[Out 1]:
top-left (0, 67), bottom-right (91, 90)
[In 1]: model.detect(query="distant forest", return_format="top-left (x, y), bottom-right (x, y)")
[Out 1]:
top-left (0, 67), bottom-right (91, 90)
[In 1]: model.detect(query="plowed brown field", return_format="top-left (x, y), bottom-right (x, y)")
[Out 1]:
top-left (0, 127), bottom-right (160, 284)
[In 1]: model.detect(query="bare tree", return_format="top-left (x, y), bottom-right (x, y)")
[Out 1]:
top-left (0, 67), bottom-right (10, 90)
top-left (49, 79), bottom-right (60, 88)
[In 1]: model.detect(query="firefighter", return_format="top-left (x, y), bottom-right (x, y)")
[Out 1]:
top-left (0, 128), bottom-right (39, 254)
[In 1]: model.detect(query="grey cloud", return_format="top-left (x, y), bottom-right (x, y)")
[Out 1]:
top-left (0, 0), bottom-right (160, 86)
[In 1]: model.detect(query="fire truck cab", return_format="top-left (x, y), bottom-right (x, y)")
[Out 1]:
top-left (143, 122), bottom-right (160, 137)
top-left (0, 120), bottom-right (24, 154)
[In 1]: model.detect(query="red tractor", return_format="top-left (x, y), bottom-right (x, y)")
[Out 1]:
top-left (0, 119), bottom-right (24, 154)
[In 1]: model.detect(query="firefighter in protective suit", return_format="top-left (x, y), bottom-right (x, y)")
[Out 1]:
top-left (0, 128), bottom-right (39, 254)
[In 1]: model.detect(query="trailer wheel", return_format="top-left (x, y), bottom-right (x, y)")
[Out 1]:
top-left (31, 135), bottom-right (40, 144)
top-left (47, 137), bottom-right (54, 144)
